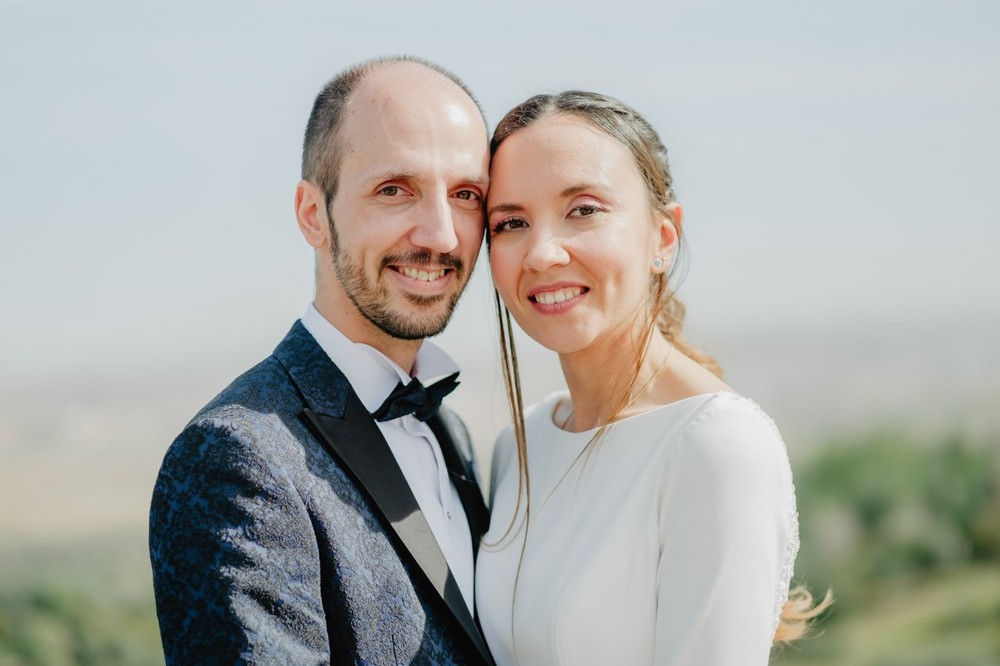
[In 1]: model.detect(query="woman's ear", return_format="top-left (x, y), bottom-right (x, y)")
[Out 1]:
top-left (652, 203), bottom-right (683, 272)
top-left (295, 180), bottom-right (329, 249)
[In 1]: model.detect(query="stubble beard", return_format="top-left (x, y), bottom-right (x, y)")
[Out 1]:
top-left (329, 225), bottom-right (466, 341)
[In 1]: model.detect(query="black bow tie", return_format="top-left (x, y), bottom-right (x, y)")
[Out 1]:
top-left (371, 372), bottom-right (460, 422)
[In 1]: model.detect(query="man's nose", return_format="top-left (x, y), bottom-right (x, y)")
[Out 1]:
top-left (410, 194), bottom-right (459, 254)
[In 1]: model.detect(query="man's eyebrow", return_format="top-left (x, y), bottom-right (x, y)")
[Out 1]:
top-left (486, 202), bottom-right (524, 217)
top-left (460, 176), bottom-right (490, 188)
top-left (364, 170), bottom-right (418, 183)
top-left (362, 172), bottom-right (488, 189)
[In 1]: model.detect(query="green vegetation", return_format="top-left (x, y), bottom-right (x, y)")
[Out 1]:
top-left (776, 433), bottom-right (1000, 665)
top-left (1, 432), bottom-right (997, 665)
top-left (0, 533), bottom-right (162, 666)
top-left (0, 586), bottom-right (161, 666)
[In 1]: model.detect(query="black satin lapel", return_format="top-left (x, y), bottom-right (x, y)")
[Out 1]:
top-left (302, 395), bottom-right (493, 665)
top-left (428, 415), bottom-right (490, 550)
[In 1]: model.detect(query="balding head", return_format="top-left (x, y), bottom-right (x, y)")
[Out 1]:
top-left (301, 56), bottom-right (486, 204)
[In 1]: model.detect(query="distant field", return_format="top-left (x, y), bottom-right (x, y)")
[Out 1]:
top-left (1, 534), bottom-right (997, 665)
top-left (774, 565), bottom-right (1000, 666)
top-left (0, 529), bottom-right (162, 666)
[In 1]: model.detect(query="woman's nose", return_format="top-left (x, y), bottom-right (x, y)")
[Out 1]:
top-left (522, 231), bottom-right (570, 272)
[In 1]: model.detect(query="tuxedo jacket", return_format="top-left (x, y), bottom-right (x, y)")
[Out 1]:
top-left (149, 321), bottom-right (493, 665)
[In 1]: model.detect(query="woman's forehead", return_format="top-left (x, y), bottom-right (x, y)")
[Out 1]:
top-left (489, 116), bottom-right (641, 195)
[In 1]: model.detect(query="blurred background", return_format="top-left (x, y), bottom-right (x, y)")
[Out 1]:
top-left (1, 1), bottom-right (998, 664)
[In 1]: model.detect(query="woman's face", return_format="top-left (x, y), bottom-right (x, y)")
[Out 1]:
top-left (487, 114), bottom-right (675, 356)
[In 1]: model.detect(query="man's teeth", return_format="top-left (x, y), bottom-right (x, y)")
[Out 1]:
top-left (533, 288), bottom-right (583, 305)
top-left (400, 267), bottom-right (446, 282)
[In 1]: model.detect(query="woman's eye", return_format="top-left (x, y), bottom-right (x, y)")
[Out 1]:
top-left (492, 218), bottom-right (527, 234)
top-left (570, 204), bottom-right (600, 217)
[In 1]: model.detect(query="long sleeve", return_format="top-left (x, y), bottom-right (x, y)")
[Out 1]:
top-left (653, 396), bottom-right (797, 665)
top-left (149, 417), bottom-right (330, 665)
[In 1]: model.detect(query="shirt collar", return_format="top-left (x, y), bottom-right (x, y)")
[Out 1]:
top-left (300, 303), bottom-right (460, 414)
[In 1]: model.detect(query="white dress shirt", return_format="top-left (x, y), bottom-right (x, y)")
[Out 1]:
top-left (301, 304), bottom-right (475, 613)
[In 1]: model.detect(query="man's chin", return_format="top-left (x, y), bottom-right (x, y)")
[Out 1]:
top-left (370, 304), bottom-right (455, 340)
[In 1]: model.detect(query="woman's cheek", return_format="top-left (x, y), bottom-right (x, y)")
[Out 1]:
top-left (490, 246), bottom-right (519, 303)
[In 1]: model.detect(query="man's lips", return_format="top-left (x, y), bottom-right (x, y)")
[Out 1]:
top-left (389, 265), bottom-right (453, 282)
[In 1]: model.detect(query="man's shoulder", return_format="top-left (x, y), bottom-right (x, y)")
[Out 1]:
top-left (163, 354), bottom-right (303, 465)
top-left (195, 354), bottom-right (296, 425)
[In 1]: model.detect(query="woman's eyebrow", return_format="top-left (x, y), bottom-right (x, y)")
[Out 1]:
top-left (561, 183), bottom-right (601, 198)
top-left (487, 202), bottom-right (524, 217)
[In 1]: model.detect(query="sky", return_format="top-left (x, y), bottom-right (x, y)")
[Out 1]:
top-left (1, 0), bottom-right (998, 548)
top-left (1, 0), bottom-right (998, 388)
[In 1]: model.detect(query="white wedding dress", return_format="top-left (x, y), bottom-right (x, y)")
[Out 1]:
top-left (475, 391), bottom-right (798, 665)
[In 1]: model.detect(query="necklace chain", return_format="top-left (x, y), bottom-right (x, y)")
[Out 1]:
top-left (559, 346), bottom-right (673, 431)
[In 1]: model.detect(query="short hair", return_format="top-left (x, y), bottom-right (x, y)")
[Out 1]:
top-left (301, 55), bottom-right (485, 201)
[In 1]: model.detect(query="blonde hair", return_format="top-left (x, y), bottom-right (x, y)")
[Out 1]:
top-left (489, 90), bottom-right (830, 644)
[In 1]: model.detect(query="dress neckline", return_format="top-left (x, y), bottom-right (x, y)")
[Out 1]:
top-left (545, 390), bottom-right (738, 436)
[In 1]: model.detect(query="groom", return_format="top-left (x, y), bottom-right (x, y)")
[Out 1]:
top-left (149, 56), bottom-right (493, 665)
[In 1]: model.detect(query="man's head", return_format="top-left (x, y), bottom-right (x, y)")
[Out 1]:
top-left (301, 56), bottom-right (486, 203)
top-left (295, 57), bottom-right (489, 351)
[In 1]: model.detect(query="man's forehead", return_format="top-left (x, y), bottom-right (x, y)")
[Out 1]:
top-left (353, 63), bottom-right (471, 112)
top-left (338, 84), bottom-right (486, 168)
top-left (348, 65), bottom-right (481, 129)
top-left (326, 62), bottom-right (489, 192)
top-left (348, 147), bottom-right (489, 186)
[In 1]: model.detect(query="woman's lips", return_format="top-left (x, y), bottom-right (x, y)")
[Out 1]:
top-left (527, 283), bottom-right (589, 313)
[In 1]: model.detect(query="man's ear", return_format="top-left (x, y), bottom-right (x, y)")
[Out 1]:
top-left (652, 202), bottom-right (683, 271)
top-left (295, 180), bottom-right (329, 249)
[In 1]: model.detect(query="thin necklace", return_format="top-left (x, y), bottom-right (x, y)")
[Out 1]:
top-left (559, 345), bottom-right (673, 431)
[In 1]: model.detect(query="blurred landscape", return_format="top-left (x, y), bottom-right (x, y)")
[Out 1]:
top-left (1, 316), bottom-right (998, 665)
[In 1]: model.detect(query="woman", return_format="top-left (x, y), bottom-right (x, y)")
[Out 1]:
top-left (475, 92), bottom-right (827, 665)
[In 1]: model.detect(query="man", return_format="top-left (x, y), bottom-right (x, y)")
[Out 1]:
top-left (149, 56), bottom-right (493, 665)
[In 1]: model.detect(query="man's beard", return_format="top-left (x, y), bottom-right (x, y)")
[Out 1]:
top-left (330, 230), bottom-right (466, 341)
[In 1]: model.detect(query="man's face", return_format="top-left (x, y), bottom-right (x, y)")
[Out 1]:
top-left (324, 68), bottom-right (489, 341)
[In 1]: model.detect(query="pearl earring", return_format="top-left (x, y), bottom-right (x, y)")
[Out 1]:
top-left (652, 257), bottom-right (664, 270)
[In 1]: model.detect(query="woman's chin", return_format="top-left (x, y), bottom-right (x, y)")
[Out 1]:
top-left (522, 328), bottom-right (594, 357)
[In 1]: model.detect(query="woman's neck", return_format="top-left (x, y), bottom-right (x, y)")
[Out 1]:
top-left (557, 325), bottom-right (675, 433)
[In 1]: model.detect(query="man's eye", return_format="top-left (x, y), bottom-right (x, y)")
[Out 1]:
top-left (455, 190), bottom-right (481, 201)
top-left (380, 186), bottom-right (401, 196)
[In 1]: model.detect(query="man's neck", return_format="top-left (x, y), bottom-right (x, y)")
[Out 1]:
top-left (312, 299), bottom-right (422, 375)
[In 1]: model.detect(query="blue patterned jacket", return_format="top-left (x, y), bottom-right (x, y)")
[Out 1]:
top-left (149, 322), bottom-right (493, 665)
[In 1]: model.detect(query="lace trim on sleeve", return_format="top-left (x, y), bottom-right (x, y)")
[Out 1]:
top-left (730, 394), bottom-right (800, 635)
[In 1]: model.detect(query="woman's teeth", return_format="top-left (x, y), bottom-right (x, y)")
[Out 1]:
top-left (533, 287), bottom-right (583, 305)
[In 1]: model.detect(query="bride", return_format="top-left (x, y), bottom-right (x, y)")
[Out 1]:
top-left (475, 91), bottom-right (828, 665)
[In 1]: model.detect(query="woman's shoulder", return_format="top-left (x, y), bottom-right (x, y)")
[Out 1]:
top-left (621, 390), bottom-right (777, 435)
top-left (683, 391), bottom-right (782, 435)
top-left (667, 391), bottom-right (793, 484)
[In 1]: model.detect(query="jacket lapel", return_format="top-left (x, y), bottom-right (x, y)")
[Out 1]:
top-left (274, 322), bottom-right (494, 665)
